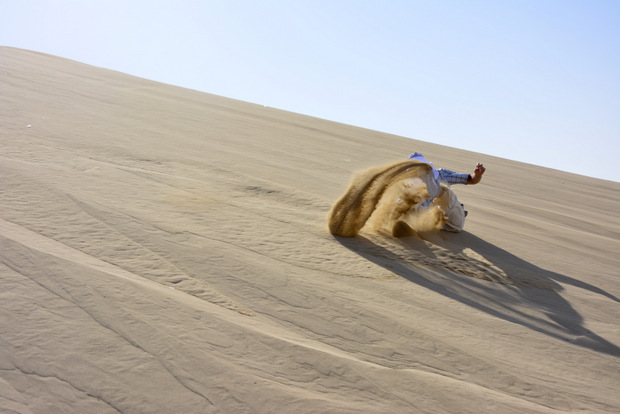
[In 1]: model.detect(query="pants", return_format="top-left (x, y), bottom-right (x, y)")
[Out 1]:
top-left (434, 187), bottom-right (466, 232)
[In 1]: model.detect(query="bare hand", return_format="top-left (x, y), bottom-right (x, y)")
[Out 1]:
top-left (474, 163), bottom-right (485, 175)
top-left (468, 163), bottom-right (486, 185)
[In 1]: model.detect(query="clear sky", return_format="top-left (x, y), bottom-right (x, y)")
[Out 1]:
top-left (2, 0), bottom-right (619, 181)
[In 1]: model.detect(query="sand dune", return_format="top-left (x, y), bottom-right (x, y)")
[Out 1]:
top-left (1, 47), bottom-right (619, 413)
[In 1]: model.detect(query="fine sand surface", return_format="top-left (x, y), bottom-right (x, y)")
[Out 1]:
top-left (1, 47), bottom-right (619, 414)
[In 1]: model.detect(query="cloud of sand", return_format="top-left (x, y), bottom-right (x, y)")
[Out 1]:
top-left (328, 160), bottom-right (447, 237)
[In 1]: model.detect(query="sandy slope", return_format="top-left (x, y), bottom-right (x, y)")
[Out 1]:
top-left (1, 47), bottom-right (618, 414)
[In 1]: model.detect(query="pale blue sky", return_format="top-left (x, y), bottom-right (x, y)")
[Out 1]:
top-left (2, 0), bottom-right (619, 181)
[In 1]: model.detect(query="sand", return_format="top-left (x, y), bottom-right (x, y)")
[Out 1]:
top-left (1, 47), bottom-right (619, 413)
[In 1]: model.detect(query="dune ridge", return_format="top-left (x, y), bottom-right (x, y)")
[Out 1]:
top-left (1, 47), bottom-right (619, 413)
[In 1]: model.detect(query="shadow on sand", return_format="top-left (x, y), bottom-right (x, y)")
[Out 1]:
top-left (335, 230), bottom-right (620, 356)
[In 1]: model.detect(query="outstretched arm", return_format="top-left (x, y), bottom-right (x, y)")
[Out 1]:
top-left (466, 163), bottom-right (486, 185)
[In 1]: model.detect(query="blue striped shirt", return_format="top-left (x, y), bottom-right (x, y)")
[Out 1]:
top-left (437, 168), bottom-right (470, 185)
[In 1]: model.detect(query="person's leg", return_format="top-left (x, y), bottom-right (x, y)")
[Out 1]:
top-left (434, 187), bottom-right (465, 232)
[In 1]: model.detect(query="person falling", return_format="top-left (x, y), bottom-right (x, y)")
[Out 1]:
top-left (407, 152), bottom-right (486, 232)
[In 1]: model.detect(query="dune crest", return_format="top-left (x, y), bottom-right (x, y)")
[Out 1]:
top-left (2, 47), bottom-right (620, 414)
